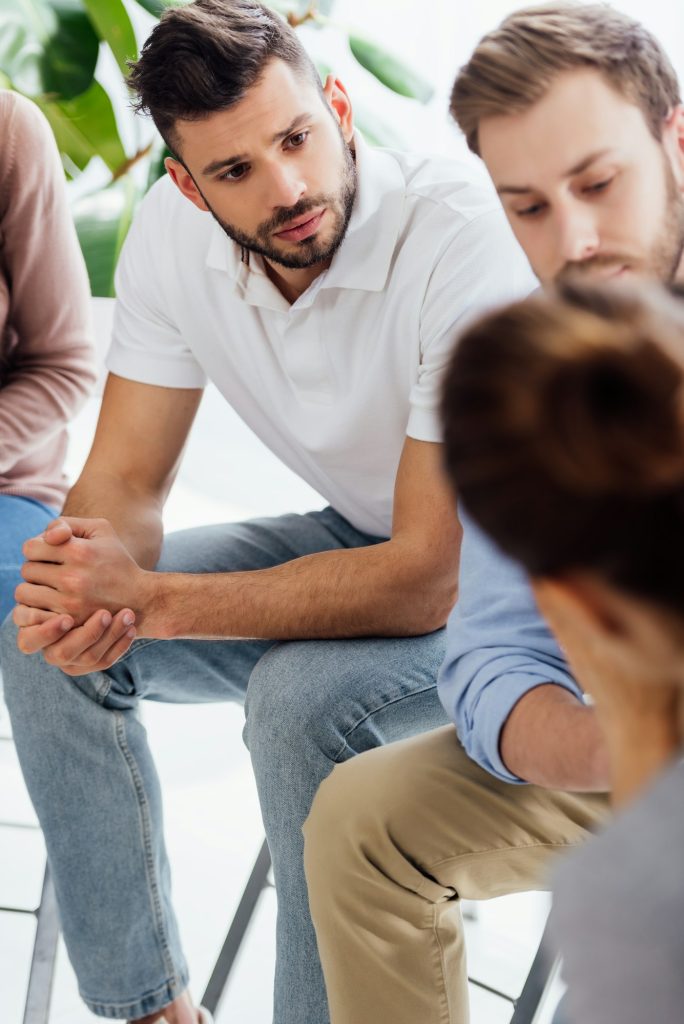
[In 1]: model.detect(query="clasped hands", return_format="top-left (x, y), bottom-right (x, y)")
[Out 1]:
top-left (13, 517), bottom-right (151, 676)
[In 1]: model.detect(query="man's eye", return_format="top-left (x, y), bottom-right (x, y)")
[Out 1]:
top-left (515, 202), bottom-right (546, 218)
top-left (585, 178), bottom-right (612, 194)
top-left (287, 130), bottom-right (309, 149)
top-left (222, 164), bottom-right (248, 181)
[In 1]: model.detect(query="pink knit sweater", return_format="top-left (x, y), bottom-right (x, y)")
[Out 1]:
top-left (0, 91), bottom-right (96, 508)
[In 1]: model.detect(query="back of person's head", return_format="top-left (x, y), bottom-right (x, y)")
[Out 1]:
top-left (127, 0), bottom-right (321, 157)
top-left (450, 2), bottom-right (681, 155)
top-left (441, 282), bottom-right (684, 616)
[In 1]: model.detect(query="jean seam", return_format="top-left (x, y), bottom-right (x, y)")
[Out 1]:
top-left (81, 971), bottom-right (189, 1018)
top-left (331, 682), bottom-right (438, 763)
top-left (113, 712), bottom-right (178, 987)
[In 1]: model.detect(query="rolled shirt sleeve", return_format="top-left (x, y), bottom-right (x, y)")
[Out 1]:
top-left (438, 513), bottom-right (583, 783)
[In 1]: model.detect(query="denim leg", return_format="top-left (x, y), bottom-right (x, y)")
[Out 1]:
top-left (1, 509), bottom-right (374, 1020)
top-left (0, 495), bottom-right (57, 624)
top-left (244, 631), bottom-right (449, 1024)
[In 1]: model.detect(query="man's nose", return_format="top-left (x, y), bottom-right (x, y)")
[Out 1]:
top-left (267, 162), bottom-right (307, 211)
top-left (556, 203), bottom-right (600, 265)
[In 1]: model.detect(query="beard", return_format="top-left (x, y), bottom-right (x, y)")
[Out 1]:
top-left (200, 133), bottom-right (357, 271)
top-left (558, 155), bottom-right (684, 285)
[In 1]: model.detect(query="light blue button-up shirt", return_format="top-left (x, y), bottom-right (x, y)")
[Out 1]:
top-left (437, 513), bottom-right (583, 783)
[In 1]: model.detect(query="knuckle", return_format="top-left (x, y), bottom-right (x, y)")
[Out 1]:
top-left (63, 572), bottom-right (83, 595)
top-left (62, 598), bottom-right (78, 617)
top-left (72, 543), bottom-right (90, 566)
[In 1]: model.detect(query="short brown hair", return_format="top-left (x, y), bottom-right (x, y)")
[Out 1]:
top-left (450, 3), bottom-right (681, 155)
top-left (441, 282), bottom-right (684, 613)
top-left (128, 0), bottom-right (322, 157)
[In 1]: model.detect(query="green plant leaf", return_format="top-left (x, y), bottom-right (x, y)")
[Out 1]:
top-left (348, 35), bottom-right (433, 104)
top-left (82, 0), bottom-right (138, 76)
top-left (73, 177), bottom-right (141, 296)
top-left (0, 0), bottom-right (99, 100)
top-left (39, 79), bottom-right (127, 173)
top-left (353, 102), bottom-right (406, 149)
top-left (132, 0), bottom-right (186, 15)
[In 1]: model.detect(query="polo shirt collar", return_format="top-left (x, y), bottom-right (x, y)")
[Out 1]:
top-left (204, 131), bottom-right (406, 299)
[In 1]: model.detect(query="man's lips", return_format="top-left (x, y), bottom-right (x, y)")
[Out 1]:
top-left (274, 209), bottom-right (326, 242)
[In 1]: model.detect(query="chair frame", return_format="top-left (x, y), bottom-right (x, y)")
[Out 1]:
top-left (202, 838), bottom-right (559, 1024)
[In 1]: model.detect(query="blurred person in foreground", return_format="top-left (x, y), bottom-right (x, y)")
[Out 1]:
top-left (0, 91), bottom-right (95, 630)
top-left (0, 1), bottom-right (536, 1022)
top-left (304, 5), bottom-right (684, 1022)
top-left (442, 281), bottom-right (684, 1023)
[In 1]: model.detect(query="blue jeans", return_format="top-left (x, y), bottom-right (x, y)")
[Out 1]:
top-left (0, 494), bottom-right (57, 623)
top-left (1, 508), bottom-right (448, 1022)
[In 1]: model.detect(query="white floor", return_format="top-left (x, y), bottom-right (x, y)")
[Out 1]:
top-left (0, 370), bottom-right (564, 1024)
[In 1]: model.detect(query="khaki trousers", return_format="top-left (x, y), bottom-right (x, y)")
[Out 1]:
top-left (303, 725), bottom-right (608, 1024)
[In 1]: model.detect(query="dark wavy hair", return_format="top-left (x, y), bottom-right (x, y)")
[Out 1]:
top-left (442, 281), bottom-right (684, 613)
top-left (127, 0), bottom-right (322, 157)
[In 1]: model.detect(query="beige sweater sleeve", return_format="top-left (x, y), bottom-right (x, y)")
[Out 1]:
top-left (0, 91), bottom-right (96, 503)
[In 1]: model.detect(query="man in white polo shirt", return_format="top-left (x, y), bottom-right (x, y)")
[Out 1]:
top-left (1, 2), bottom-right (534, 1023)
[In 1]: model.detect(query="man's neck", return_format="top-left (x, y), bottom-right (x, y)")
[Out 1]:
top-left (264, 257), bottom-right (331, 305)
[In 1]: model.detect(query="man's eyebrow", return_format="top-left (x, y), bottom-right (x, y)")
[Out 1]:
top-left (496, 148), bottom-right (614, 195)
top-left (201, 113), bottom-right (314, 177)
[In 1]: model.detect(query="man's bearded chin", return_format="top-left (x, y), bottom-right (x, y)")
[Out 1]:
top-left (205, 144), bottom-right (357, 271)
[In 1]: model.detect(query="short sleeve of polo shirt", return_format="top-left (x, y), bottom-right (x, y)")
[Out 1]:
top-left (106, 184), bottom-right (208, 389)
top-left (408, 208), bottom-right (537, 442)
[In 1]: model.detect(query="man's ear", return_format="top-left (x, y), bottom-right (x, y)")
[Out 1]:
top-left (662, 106), bottom-right (684, 188)
top-left (322, 75), bottom-right (354, 144)
top-left (164, 156), bottom-right (210, 213)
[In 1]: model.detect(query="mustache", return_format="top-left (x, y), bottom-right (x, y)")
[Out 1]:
top-left (558, 254), bottom-right (631, 278)
top-left (259, 196), bottom-right (330, 237)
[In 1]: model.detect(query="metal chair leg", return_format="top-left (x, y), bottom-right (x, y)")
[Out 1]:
top-left (22, 862), bottom-right (60, 1024)
top-left (509, 921), bottom-right (559, 1024)
top-left (202, 838), bottom-right (272, 1016)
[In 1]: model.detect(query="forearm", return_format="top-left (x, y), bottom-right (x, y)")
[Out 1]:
top-left (143, 541), bottom-right (456, 641)
top-left (64, 471), bottom-right (163, 570)
top-left (500, 684), bottom-right (610, 791)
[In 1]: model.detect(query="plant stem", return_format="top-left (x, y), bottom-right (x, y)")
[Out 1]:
top-left (111, 142), bottom-right (154, 183)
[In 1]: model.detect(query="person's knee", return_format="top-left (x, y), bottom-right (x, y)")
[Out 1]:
top-left (244, 641), bottom-right (342, 758)
top-left (303, 749), bottom-right (401, 891)
top-left (0, 615), bottom-right (37, 715)
top-left (1, 615), bottom-right (22, 683)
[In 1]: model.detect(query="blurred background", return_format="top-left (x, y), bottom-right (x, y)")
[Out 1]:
top-left (2, 0), bottom-right (683, 301)
top-left (0, 1), bottom-right (681, 1022)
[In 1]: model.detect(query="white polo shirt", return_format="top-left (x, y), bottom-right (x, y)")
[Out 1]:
top-left (107, 135), bottom-right (536, 537)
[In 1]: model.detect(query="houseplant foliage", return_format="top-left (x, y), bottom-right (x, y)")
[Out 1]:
top-left (0, 0), bottom-right (433, 295)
